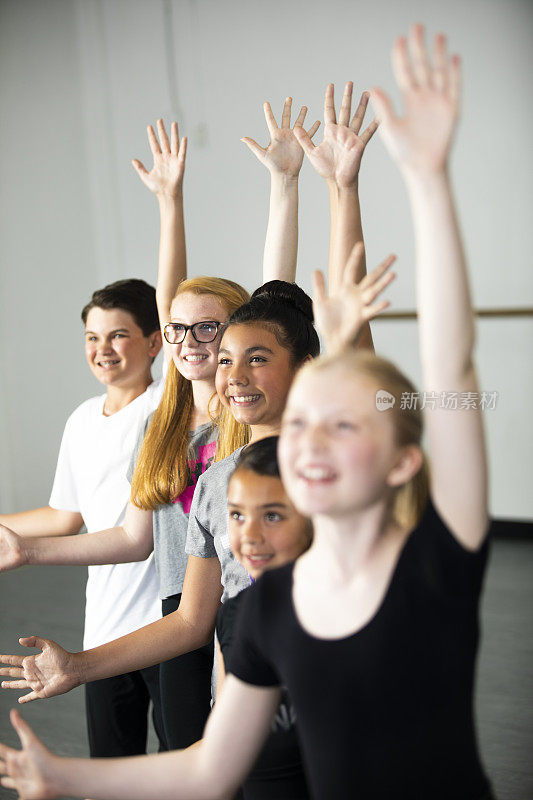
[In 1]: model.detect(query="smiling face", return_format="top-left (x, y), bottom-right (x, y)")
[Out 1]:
top-left (84, 307), bottom-right (160, 389)
top-left (228, 467), bottom-right (311, 580)
top-left (169, 292), bottom-right (229, 382)
top-left (279, 364), bottom-right (412, 519)
top-left (215, 323), bottom-right (297, 431)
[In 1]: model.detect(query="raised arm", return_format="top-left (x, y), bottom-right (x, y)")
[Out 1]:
top-left (312, 242), bottom-right (396, 355)
top-left (0, 555), bottom-right (223, 704)
top-left (0, 676), bottom-right (280, 800)
top-left (242, 97), bottom-right (320, 283)
top-left (294, 82), bottom-right (378, 307)
top-left (371, 25), bottom-right (488, 548)
top-left (132, 119), bottom-right (187, 362)
top-left (0, 501), bottom-right (153, 573)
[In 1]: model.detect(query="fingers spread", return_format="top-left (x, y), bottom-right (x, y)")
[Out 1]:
top-left (307, 120), bottom-right (321, 139)
top-left (281, 97), bottom-right (292, 129)
top-left (178, 136), bottom-right (187, 164)
top-left (147, 124), bottom-right (162, 156)
top-left (157, 118), bottom-right (171, 153)
top-left (449, 54), bottom-right (461, 105)
top-left (350, 91), bottom-right (369, 134)
top-left (2, 680), bottom-right (29, 690)
top-left (323, 83), bottom-right (336, 125)
top-left (170, 120), bottom-right (180, 154)
top-left (263, 102), bottom-right (278, 136)
top-left (0, 656), bottom-right (24, 668)
top-left (409, 23), bottom-right (431, 87)
top-left (360, 119), bottom-right (379, 146)
top-left (294, 105), bottom-right (308, 128)
top-left (433, 33), bottom-right (448, 92)
top-left (338, 81), bottom-right (353, 127)
top-left (392, 36), bottom-right (416, 92)
top-left (18, 691), bottom-right (39, 705)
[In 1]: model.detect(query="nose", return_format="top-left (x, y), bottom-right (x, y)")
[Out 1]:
top-left (98, 338), bottom-right (115, 355)
top-left (302, 421), bottom-right (329, 452)
top-left (241, 520), bottom-right (264, 544)
top-left (183, 328), bottom-right (199, 347)
top-left (227, 361), bottom-right (248, 386)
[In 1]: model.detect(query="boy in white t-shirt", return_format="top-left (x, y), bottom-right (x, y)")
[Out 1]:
top-left (0, 277), bottom-right (167, 756)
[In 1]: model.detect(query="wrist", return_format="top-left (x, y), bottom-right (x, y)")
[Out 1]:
top-left (403, 165), bottom-right (450, 190)
top-left (270, 172), bottom-right (299, 192)
top-left (70, 650), bottom-right (89, 687)
top-left (327, 179), bottom-right (359, 196)
top-left (157, 189), bottom-right (183, 209)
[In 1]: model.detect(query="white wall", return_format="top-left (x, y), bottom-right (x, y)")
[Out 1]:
top-left (1, 0), bottom-right (532, 518)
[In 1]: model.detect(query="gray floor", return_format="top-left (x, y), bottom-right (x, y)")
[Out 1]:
top-left (1, 539), bottom-right (532, 800)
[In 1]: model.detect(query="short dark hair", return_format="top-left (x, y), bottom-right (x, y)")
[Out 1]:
top-left (233, 437), bottom-right (280, 479)
top-left (225, 280), bottom-right (320, 364)
top-left (81, 279), bottom-right (159, 336)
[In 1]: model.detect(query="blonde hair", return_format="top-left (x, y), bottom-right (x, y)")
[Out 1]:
top-left (298, 350), bottom-right (429, 530)
top-left (131, 277), bottom-right (250, 510)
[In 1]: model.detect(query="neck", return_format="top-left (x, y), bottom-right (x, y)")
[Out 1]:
top-left (249, 421), bottom-right (281, 444)
top-left (103, 375), bottom-right (153, 416)
top-left (307, 498), bottom-right (397, 583)
top-left (190, 378), bottom-right (217, 428)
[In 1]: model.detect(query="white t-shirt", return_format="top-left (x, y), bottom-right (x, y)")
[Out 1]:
top-left (49, 379), bottom-right (164, 650)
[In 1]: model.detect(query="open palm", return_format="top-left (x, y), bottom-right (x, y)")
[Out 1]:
top-left (132, 118), bottom-right (187, 197)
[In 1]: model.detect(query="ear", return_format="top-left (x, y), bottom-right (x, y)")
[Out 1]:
top-left (386, 444), bottom-right (424, 489)
top-left (148, 329), bottom-right (163, 358)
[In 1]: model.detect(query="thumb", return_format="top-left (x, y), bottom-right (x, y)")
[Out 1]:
top-left (368, 88), bottom-right (395, 127)
top-left (19, 636), bottom-right (45, 651)
top-left (131, 158), bottom-right (149, 179)
top-left (240, 138), bottom-right (266, 161)
top-left (10, 709), bottom-right (35, 749)
top-left (312, 270), bottom-right (327, 306)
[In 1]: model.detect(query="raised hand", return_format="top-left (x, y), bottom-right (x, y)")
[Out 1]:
top-left (242, 97), bottom-right (320, 178)
top-left (0, 637), bottom-right (80, 704)
top-left (312, 242), bottom-right (396, 354)
top-left (0, 524), bottom-right (28, 573)
top-left (294, 82), bottom-right (378, 187)
top-left (370, 24), bottom-right (460, 174)
top-left (132, 119), bottom-right (187, 197)
top-left (0, 710), bottom-right (58, 799)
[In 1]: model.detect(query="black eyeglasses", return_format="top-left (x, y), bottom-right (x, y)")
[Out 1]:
top-left (163, 321), bottom-right (222, 344)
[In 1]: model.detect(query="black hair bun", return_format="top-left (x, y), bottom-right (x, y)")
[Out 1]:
top-left (251, 280), bottom-right (314, 322)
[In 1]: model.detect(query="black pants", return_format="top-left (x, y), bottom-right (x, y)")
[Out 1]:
top-left (160, 593), bottom-right (214, 749)
top-left (85, 663), bottom-right (167, 756)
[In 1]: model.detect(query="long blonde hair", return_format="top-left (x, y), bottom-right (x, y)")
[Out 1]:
top-left (131, 277), bottom-right (250, 510)
top-left (300, 350), bottom-right (429, 531)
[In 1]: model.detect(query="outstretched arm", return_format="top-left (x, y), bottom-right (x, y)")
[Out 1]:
top-left (0, 556), bottom-right (222, 703)
top-left (242, 97), bottom-right (320, 283)
top-left (0, 507), bottom-right (83, 538)
top-left (371, 25), bottom-right (488, 549)
top-left (0, 501), bottom-right (153, 573)
top-left (294, 82), bottom-right (378, 325)
top-left (0, 677), bottom-right (280, 800)
top-left (132, 119), bottom-right (187, 362)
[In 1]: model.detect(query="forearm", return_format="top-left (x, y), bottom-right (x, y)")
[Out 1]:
top-left (262, 174), bottom-right (299, 283)
top-left (406, 169), bottom-right (474, 384)
top-left (77, 603), bottom-right (216, 684)
top-left (156, 192), bottom-right (186, 325)
top-left (49, 749), bottom-right (214, 800)
top-left (24, 526), bottom-right (150, 567)
top-left (0, 507), bottom-right (82, 538)
top-left (328, 180), bottom-right (373, 349)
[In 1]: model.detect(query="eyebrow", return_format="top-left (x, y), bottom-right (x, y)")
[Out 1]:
top-left (85, 328), bottom-right (130, 335)
top-left (228, 502), bottom-right (288, 510)
top-left (218, 346), bottom-right (275, 356)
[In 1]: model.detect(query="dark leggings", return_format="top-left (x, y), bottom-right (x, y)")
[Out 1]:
top-left (160, 594), bottom-right (214, 749)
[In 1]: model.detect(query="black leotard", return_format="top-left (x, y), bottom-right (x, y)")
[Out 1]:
top-left (229, 499), bottom-right (494, 800)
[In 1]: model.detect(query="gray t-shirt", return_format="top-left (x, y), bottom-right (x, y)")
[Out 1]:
top-left (129, 419), bottom-right (218, 600)
top-left (185, 447), bottom-right (251, 602)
